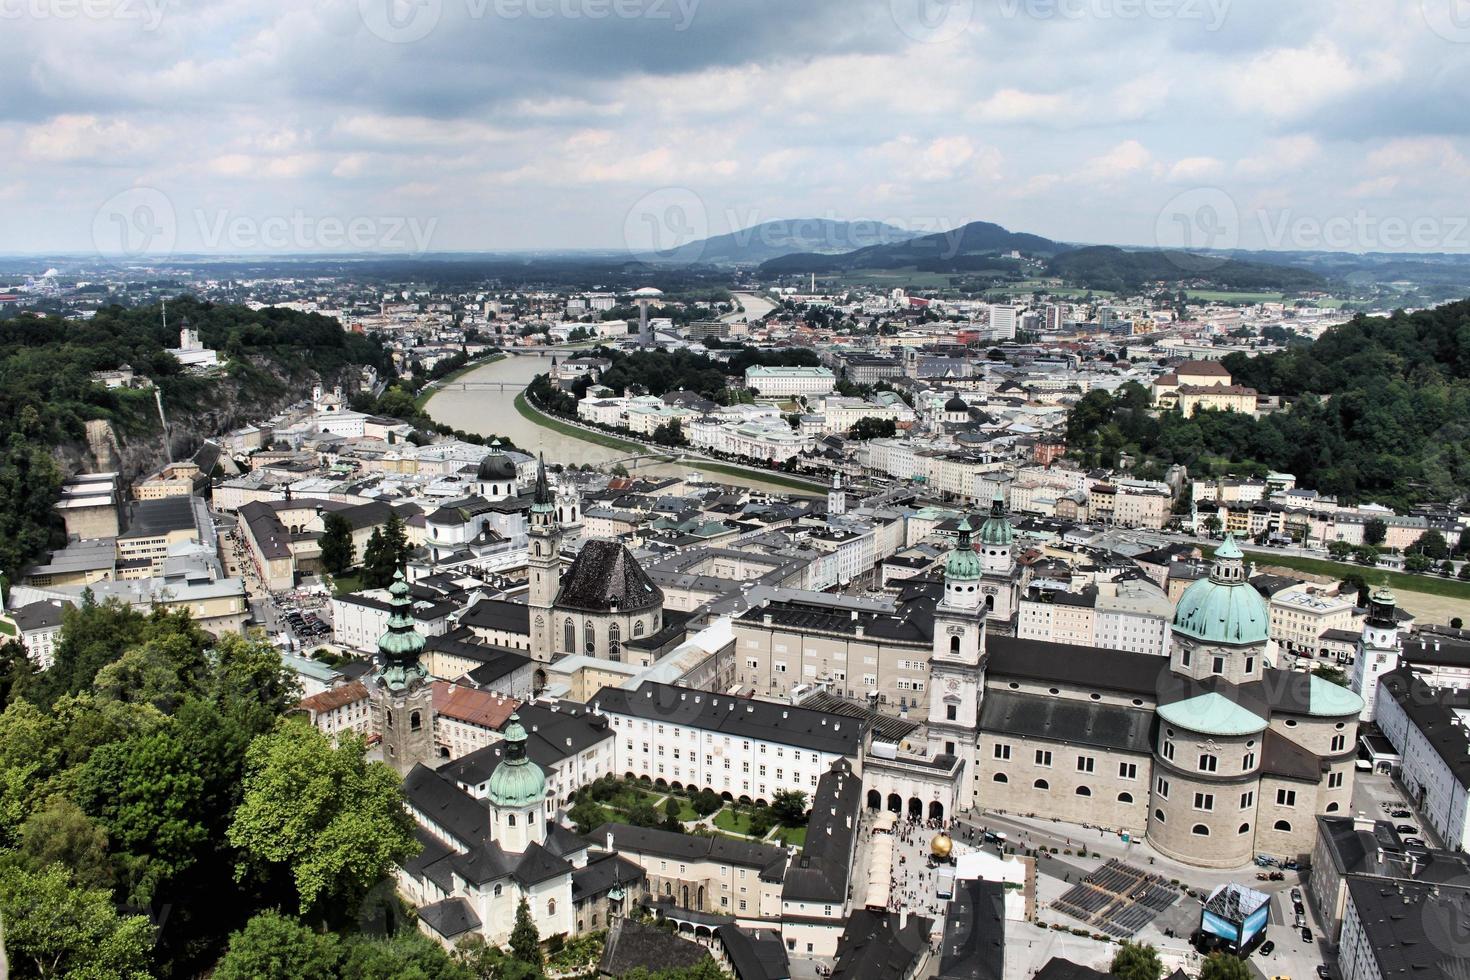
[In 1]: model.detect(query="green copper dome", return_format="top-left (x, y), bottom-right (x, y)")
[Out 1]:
top-left (487, 714), bottom-right (546, 809)
top-left (375, 569), bottom-right (428, 692)
top-left (945, 517), bottom-right (983, 580)
top-left (977, 492), bottom-right (1014, 547)
top-left (1172, 535), bottom-right (1269, 645)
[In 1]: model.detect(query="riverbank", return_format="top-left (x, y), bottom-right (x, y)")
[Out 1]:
top-left (413, 352), bottom-right (506, 410)
top-left (513, 392), bottom-right (826, 495)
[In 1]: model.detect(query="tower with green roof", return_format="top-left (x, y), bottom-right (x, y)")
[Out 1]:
top-left (926, 514), bottom-right (987, 782)
top-left (976, 491), bottom-right (1019, 626)
top-left (1350, 586), bottom-right (1400, 721)
top-left (527, 454), bottom-right (561, 665)
top-left (1169, 534), bottom-right (1270, 685)
top-left (370, 568), bottom-right (436, 777)
top-left (487, 714), bottom-right (548, 852)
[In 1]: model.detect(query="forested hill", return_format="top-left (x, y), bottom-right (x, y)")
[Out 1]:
top-left (1067, 299), bottom-right (1470, 508)
top-left (1044, 245), bottom-right (1327, 292)
top-left (0, 298), bottom-right (390, 578)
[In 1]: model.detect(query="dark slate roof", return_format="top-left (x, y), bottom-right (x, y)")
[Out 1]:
top-left (545, 822), bottom-right (593, 861)
top-left (555, 539), bottom-right (663, 612)
top-left (592, 681), bottom-right (863, 757)
top-left (11, 599), bottom-right (67, 631)
top-left (1317, 815), bottom-right (1470, 883)
top-left (402, 827), bottom-right (456, 891)
top-left (439, 703), bottom-right (612, 788)
top-left (829, 910), bottom-right (933, 980)
top-left (979, 691), bottom-right (1154, 755)
top-left (1404, 633), bottom-right (1470, 668)
top-left (417, 897), bottom-right (481, 940)
top-left (783, 759), bottom-right (862, 904)
top-left (450, 842), bottom-right (513, 886)
top-left (1034, 959), bottom-right (1111, 980)
top-left (403, 764), bottom-right (488, 849)
top-left (460, 598), bottom-right (530, 634)
top-left (426, 633), bottom-right (531, 678)
top-left (571, 852), bottom-right (645, 902)
top-left (513, 841), bottom-right (573, 886)
top-left (589, 822), bottom-right (787, 876)
top-left (939, 879), bottom-right (1006, 980)
top-left (986, 635), bottom-right (1164, 697)
top-left (1381, 668), bottom-right (1470, 787)
top-left (1261, 728), bottom-right (1324, 783)
top-left (1345, 878), bottom-right (1470, 980)
top-left (717, 925), bottom-right (792, 980)
top-left (125, 495), bottom-right (198, 536)
top-left (600, 918), bottom-right (711, 977)
top-left (736, 597), bottom-right (932, 646)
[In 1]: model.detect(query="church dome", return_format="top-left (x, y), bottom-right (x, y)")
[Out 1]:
top-left (977, 493), bottom-right (1013, 547)
top-left (945, 517), bottom-right (982, 580)
top-left (944, 394), bottom-right (969, 413)
top-left (487, 715), bottom-right (546, 809)
top-left (1172, 535), bottom-right (1269, 645)
top-left (476, 452), bottom-right (517, 482)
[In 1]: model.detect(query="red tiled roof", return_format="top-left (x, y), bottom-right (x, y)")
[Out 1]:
top-left (433, 680), bottom-right (520, 730)
top-left (298, 680), bottom-right (369, 714)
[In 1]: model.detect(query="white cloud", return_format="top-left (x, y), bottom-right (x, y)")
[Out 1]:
top-left (1167, 157), bottom-right (1225, 183)
top-left (1235, 136), bottom-right (1321, 179)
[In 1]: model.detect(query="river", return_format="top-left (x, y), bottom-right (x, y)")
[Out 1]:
top-left (424, 352), bottom-right (815, 496)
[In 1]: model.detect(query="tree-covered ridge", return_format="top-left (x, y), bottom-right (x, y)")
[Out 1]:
top-left (1067, 299), bottom-right (1470, 507)
top-left (0, 298), bottom-right (391, 580)
top-left (1045, 246), bottom-right (1327, 292)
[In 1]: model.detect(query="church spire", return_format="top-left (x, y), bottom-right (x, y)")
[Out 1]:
top-left (374, 568), bottom-right (427, 693)
top-left (533, 452), bottom-right (551, 509)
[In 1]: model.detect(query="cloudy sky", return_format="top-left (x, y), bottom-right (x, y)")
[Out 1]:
top-left (5, 0), bottom-right (1470, 255)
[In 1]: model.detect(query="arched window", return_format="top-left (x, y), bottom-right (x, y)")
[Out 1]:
top-left (993, 773), bottom-right (1008, 783)
top-left (634, 621), bottom-right (645, 637)
top-left (1076, 786), bottom-right (1092, 797)
top-left (564, 618), bottom-right (575, 652)
top-left (494, 884), bottom-right (503, 896)
top-left (950, 636), bottom-right (960, 654)
top-left (1034, 779), bottom-right (1049, 791)
top-left (1192, 824), bottom-right (1210, 836)
top-left (410, 711), bottom-right (422, 731)
top-left (664, 882), bottom-right (672, 895)
top-left (1118, 792), bottom-right (1134, 804)
top-left (584, 620), bottom-right (595, 655)
top-left (1154, 809), bottom-right (1166, 823)
top-left (385, 709), bottom-right (394, 728)
top-left (1274, 820), bottom-right (1292, 832)
top-left (1238, 823), bottom-right (1251, 835)
top-left (547, 899), bottom-right (556, 916)
top-left (609, 623), bottom-right (621, 660)
top-left (1326, 802), bottom-right (1340, 813)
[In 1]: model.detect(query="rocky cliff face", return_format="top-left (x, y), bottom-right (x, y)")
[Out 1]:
top-left (54, 357), bottom-right (366, 484)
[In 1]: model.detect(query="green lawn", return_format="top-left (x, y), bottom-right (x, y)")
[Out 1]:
top-left (330, 572), bottom-right (364, 596)
top-left (712, 808), bottom-right (757, 836)
top-left (1207, 546), bottom-right (1470, 602)
top-left (773, 825), bottom-right (807, 847)
top-left (674, 798), bottom-right (700, 822)
top-left (0, 619), bottom-right (15, 637)
top-left (1183, 290), bottom-right (1285, 304)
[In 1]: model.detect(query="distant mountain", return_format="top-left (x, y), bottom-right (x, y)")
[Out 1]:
top-left (1044, 246), bottom-right (1327, 292)
top-left (663, 219), bottom-right (922, 265)
top-left (757, 220), bottom-right (1069, 275)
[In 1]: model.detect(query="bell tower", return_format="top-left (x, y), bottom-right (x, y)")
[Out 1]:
top-left (528, 454), bottom-right (562, 663)
top-left (1351, 587), bottom-right (1401, 721)
top-left (927, 517), bottom-right (987, 789)
top-left (370, 568), bottom-right (435, 777)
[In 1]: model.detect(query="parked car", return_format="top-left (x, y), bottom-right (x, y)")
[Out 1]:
top-left (1301, 927), bottom-right (1314, 943)
top-left (1291, 888), bottom-right (1303, 903)
top-left (1294, 902), bottom-right (1305, 917)
top-left (1404, 837), bottom-right (1427, 848)
top-left (1259, 941), bottom-right (1276, 956)
top-left (1391, 809), bottom-right (1412, 818)
top-left (1396, 825), bottom-right (1419, 835)
top-left (1317, 967), bottom-right (1332, 979)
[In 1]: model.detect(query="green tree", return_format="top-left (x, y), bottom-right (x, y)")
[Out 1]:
top-left (1199, 952), bottom-right (1252, 980)
top-left (1313, 665), bottom-right (1348, 687)
top-left (17, 797), bottom-right (113, 891)
top-left (341, 931), bottom-right (473, 979)
top-left (360, 528), bottom-right (392, 589)
top-left (1328, 540), bottom-right (1354, 560)
top-left (771, 789), bottom-right (809, 826)
top-left (1110, 941), bottom-right (1164, 980)
top-left (747, 808), bottom-right (775, 839)
top-left (651, 419), bottom-right (687, 447)
top-left (510, 896), bottom-right (544, 969)
top-left (0, 861), bottom-right (154, 980)
top-left (1406, 553), bottom-right (1433, 573)
top-left (568, 799), bottom-right (611, 835)
top-left (214, 910), bottom-right (342, 980)
top-left (228, 722), bottom-right (417, 919)
top-left (320, 513), bottom-right (356, 576)
top-left (1364, 518), bottom-right (1387, 546)
top-left (849, 417), bottom-right (897, 440)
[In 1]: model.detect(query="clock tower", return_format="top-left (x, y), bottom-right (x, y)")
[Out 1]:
top-left (527, 454), bottom-right (561, 663)
top-left (927, 517), bottom-right (988, 790)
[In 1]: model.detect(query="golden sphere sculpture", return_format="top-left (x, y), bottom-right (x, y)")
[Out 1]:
top-left (930, 833), bottom-right (953, 859)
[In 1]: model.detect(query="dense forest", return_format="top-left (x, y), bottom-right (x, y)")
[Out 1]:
top-left (1045, 246), bottom-right (1327, 292)
top-left (1066, 299), bottom-right (1470, 507)
top-left (0, 299), bottom-right (390, 581)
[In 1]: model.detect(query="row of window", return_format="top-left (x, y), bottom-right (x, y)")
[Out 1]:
top-left (1151, 809), bottom-right (1294, 835)
top-left (991, 774), bottom-right (1135, 802)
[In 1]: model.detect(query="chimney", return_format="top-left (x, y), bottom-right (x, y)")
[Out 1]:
top-left (606, 831), bottom-right (614, 852)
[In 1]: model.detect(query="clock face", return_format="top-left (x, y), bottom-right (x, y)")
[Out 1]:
top-left (947, 679), bottom-right (960, 692)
